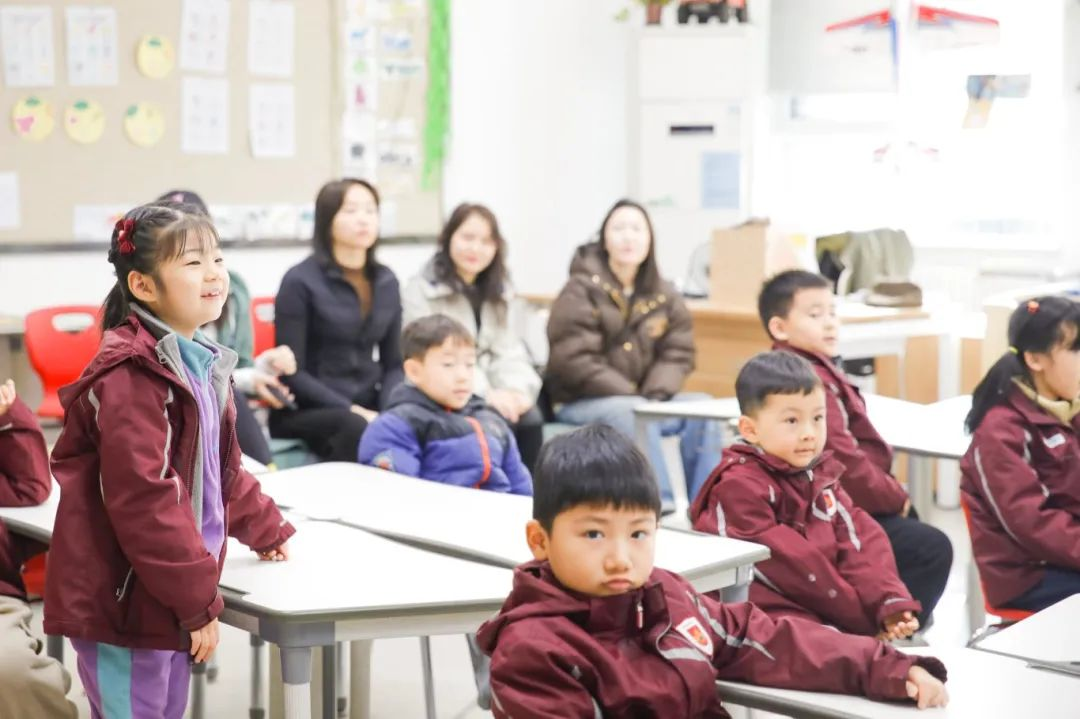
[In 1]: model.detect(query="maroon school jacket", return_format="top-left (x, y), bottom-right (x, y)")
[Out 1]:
top-left (0, 397), bottom-right (51, 600)
top-left (689, 444), bottom-right (920, 636)
top-left (477, 561), bottom-right (945, 719)
top-left (44, 315), bottom-right (295, 650)
top-left (960, 386), bottom-right (1080, 608)
top-left (775, 343), bottom-right (909, 516)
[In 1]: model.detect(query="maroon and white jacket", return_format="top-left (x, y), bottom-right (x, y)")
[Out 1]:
top-left (0, 397), bottom-right (51, 600)
top-left (690, 443), bottom-right (920, 635)
top-left (775, 343), bottom-right (909, 516)
top-left (44, 314), bottom-right (295, 650)
top-left (960, 386), bottom-right (1080, 608)
top-left (477, 561), bottom-right (945, 718)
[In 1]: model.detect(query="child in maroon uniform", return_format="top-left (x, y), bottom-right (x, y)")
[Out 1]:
top-left (477, 424), bottom-right (948, 717)
top-left (758, 270), bottom-right (952, 625)
top-left (690, 352), bottom-right (921, 639)
top-left (962, 296), bottom-right (1080, 611)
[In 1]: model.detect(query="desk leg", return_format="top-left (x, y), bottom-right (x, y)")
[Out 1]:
top-left (46, 635), bottom-right (64, 662)
top-left (251, 635), bottom-right (266, 719)
top-left (721, 565), bottom-right (753, 604)
top-left (191, 661), bottom-right (207, 719)
top-left (419, 637), bottom-right (436, 719)
top-left (337, 642), bottom-right (349, 717)
top-left (908, 455), bottom-right (933, 519)
top-left (279, 646), bottom-right (313, 719)
top-left (321, 646), bottom-right (336, 719)
top-left (348, 640), bottom-right (372, 719)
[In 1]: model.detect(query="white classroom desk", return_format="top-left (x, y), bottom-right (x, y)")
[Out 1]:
top-left (632, 394), bottom-right (972, 519)
top-left (716, 646), bottom-right (1080, 719)
top-left (255, 462), bottom-right (770, 602)
top-left (975, 594), bottom-right (1080, 666)
top-left (0, 485), bottom-right (513, 719)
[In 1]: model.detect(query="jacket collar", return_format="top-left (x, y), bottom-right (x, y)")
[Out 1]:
top-left (772, 342), bottom-right (846, 384)
top-left (385, 381), bottom-right (486, 414)
top-left (725, 441), bottom-right (841, 481)
top-left (418, 255), bottom-right (512, 303)
top-left (1006, 384), bottom-right (1080, 431)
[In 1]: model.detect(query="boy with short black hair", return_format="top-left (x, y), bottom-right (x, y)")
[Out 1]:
top-left (757, 270), bottom-right (952, 623)
top-left (0, 380), bottom-right (79, 717)
top-left (478, 424), bottom-right (948, 717)
top-left (358, 314), bottom-right (531, 494)
top-left (690, 352), bottom-right (922, 639)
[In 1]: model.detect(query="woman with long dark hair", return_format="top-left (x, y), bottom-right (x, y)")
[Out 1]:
top-left (271, 178), bottom-right (404, 461)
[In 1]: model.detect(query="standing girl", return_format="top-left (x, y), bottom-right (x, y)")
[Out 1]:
top-left (44, 203), bottom-right (294, 718)
top-left (403, 203), bottom-right (543, 468)
top-left (962, 295), bottom-right (1080, 612)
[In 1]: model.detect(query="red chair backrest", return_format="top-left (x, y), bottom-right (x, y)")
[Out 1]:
top-left (959, 498), bottom-right (1034, 623)
top-left (250, 296), bottom-right (276, 358)
top-left (23, 306), bottom-right (102, 419)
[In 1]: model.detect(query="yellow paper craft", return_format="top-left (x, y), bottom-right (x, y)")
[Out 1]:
top-left (124, 102), bottom-right (165, 147)
top-left (12, 96), bottom-right (56, 142)
top-left (64, 100), bottom-right (106, 144)
top-left (136, 35), bottom-right (175, 79)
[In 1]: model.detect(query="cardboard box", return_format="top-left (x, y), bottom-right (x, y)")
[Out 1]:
top-left (709, 219), bottom-right (800, 312)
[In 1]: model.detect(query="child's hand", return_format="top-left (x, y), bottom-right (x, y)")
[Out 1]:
top-left (882, 611), bottom-right (920, 640)
top-left (258, 541), bottom-right (289, 561)
top-left (189, 618), bottom-right (220, 663)
top-left (0, 379), bottom-right (16, 417)
top-left (905, 665), bottom-right (948, 709)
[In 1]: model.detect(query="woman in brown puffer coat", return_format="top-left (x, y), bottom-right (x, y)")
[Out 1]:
top-left (545, 199), bottom-right (722, 505)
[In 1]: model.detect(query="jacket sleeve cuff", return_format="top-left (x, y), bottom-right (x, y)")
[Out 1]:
top-left (179, 591), bottom-right (225, 631)
top-left (866, 651), bottom-right (948, 701)
top-left (251, 520), bottom-right (297, 555)
top-left (875, 598), bottom-right (923, 625)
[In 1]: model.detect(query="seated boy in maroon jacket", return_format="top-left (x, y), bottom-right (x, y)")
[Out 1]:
top-left (0, 380), bottom-right (78, 717)
top-left (757, 270), bottom-right (952, 625)
top-left (477, 424), bottom-right (948, 718)
top-left (690, 352), bottom-right (921, 639)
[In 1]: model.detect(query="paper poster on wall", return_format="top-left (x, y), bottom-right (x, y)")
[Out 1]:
top-left (64, 100), bottom-right (106, 144)
top-left (124, 102), bottom-right (166, 147)
top-left (0, 174), bottom-right (20, 230)
top-left (349, 81), bottom-right (378, 112)
top-left (248, 0), bottom-right (294, 78)
top-left (377, 144), bottom-right (419, 170)
top-left (0, 6), bottom-right (55, 87)
top-left (249, 83), bottom-right (295, 158)
top-left (379, 59), bottom-right (424, 81)
top-left (379, 29), bottom-right (413, 53)
top-left (377, 118), bottom-right (416, 141)
top-left (11, 96), bottom-right (56, 142)
top-left (180, 0), bottom-right (229, 74)
top-left (368, 0), bottom-right (423, 22)
top-left (136, 35), bottom-right (175, 79)
top-left (182, 76), bottom-right (229, 154)
top-left (73, 204), bottom-right (129, 240)
top-left (65, 7), bottom-right (119, 86)
top-left (701, 151), bottom-right (741, 210)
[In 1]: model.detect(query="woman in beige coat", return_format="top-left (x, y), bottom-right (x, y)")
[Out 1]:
top-left (403, 203), bottom-right (543, 468)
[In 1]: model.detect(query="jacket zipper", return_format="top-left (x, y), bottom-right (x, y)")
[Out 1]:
top-left (116, 567), bottom-right (134, 601)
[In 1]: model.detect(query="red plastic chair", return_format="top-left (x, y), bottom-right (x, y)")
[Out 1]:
top-left (250, 296), bottom-right (276, 358)
top-left (960, 499), bottom-right (1035, 626)
top-left (23, 306), bottom-right (102, 420)
top-left (22, 553), bottom-right (47, 599)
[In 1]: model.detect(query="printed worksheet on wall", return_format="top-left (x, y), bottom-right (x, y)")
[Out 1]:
top-left (248, 0), bottom-right (294, 78)
top-left (65, 6), bottom-right (119, 86)
top-left (249, 82), bottom-right (295, 158)
top-left (180, 0), bottom-right (230, 74)
top-left (0, 6), bottom-right (55, 87)
top-left (182, 76), bottom-right (229, 154)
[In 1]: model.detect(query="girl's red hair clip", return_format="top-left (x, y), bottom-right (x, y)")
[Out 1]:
top-left (1027, 299), bottom-right (1040, 314)
top-left (115, 218), bottom-right (136, 255)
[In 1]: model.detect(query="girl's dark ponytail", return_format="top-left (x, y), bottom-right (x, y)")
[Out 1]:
top-left (967, 296), bottom-right (1080, 432)
top-left (100, 282), bottom-right (131, 331)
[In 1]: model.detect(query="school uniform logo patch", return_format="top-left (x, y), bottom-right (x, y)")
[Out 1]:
top-left (675, 616), bottom-right (713, 657)
top-left (821, 488), bottom-right (838, 518)
top-left (1045, 433), bottom-right (1066, 449)
top-left (373, 451), bottom-right (395, 471)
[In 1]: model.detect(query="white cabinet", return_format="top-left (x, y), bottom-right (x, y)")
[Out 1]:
top-left (628, 26), bottom-right (767, 282)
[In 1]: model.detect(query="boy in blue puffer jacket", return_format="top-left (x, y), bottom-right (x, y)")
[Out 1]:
top-left (358, 314), bottom-right (532, 495)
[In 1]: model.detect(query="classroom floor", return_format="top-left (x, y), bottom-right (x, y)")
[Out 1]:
top-left (26, 502), bottom-right (974, 719)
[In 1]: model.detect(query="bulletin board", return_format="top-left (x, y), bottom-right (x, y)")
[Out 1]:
top-left (0, 0), bottom-right (443, 245)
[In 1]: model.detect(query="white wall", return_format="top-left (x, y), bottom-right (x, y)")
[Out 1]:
top-left (443, 0), bottom-right (633, 294)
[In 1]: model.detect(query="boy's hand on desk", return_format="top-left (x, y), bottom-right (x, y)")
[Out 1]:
top-left (258, 541), bottom-right (289, 562)
top-left (906, 665), bottom-right (948, 709)
top-left (0, 378), bottom-right (16, 417)
top-left (881, 611), bottom-right (919, 640)
top-left (189, 618), bottom-right (220, 663)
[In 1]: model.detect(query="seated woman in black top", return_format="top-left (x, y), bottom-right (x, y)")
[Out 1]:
top-left (271, 178), bottom-right (405, 461)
